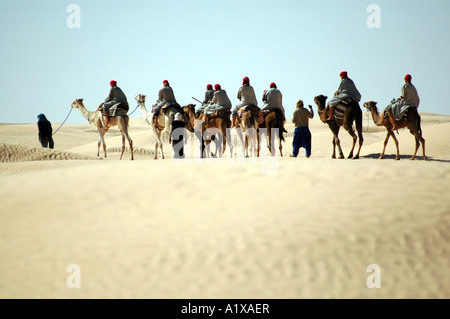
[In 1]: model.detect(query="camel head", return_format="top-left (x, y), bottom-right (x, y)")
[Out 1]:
top-left (363, 101), bottom-right (377, 111)
top-left (314, 95), bottom-right (327, 110)
top-left (182, 104), bottom-right (196, 114)
top-left (71, 98), bottom-right (84, 109)
top-left (182, 104), bottom-right (196, 132)
top-left (135, 94), bottom-right (146, 104)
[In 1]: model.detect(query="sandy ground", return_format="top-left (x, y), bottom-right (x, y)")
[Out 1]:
top-left (0, 110), bottom-right (449, 299)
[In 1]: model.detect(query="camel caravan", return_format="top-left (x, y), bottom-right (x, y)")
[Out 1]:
top-left (71, 73), bottom-right (426, 161)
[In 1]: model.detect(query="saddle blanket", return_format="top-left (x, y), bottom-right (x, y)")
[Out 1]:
top-left (333, 104), bottom-right (346, 119)
top-left (105, 103), bottom-right (129, 117)
top-left (161, 102), bottom-right (181, 115)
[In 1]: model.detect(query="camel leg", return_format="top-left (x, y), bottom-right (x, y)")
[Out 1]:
top-left (248, 127), bottom-right (257, 157)
top-left (279, 139), bottom-right (283, 157)
top-left (353, 127), bottom-right (364, 159)
top-left (335, 136), bottom-right (344, 159)
top-left (380, 131), bottom-right (391, 159)
top-left (154, 140), bottom-right (158, 159)
top-left (390, 131), bottom-right (400, 160)
top-left (205, 141), bottom-right (211, 158)
top-left (421, 136), bottom-right (426, 160)
top-left (236, 127), bottom-right (246, 156)
top-left (120, 134), bottom-right (125, 160)
top-left (256, 130), bottom-right (261, 157)
top-left (344, 126), bottom-right (357, 159)
top-left (331, 135), bottom-right (344, 159)
top-left (268, 128), bottom-right (276, 156)
top-left (227, 134), bottom-right (233, 158)
top-left (121, 118), bottom-right (134, 160)
top-left (97, 138), bottom-right (102, 157)
top-left (331, 137), bottom-right (336, 159)
top-left (410, 129), bottom-right (426, 160)
top-left (329, 125), bottom-right (343, 159)
top-left (99, 130), bottom-right (107, 158)
top-left (411, 135), bottom-right (420, 160)
top-left (160, 140), bottom-right (165, 159)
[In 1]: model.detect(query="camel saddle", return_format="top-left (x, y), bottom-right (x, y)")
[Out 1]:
top-left (257, 108), bottom-right (286, 124)
top-left (237, 104), bottom-right (260, 118)
top-left (161, 102), bottom-right (181, 115)
top-left (209, 108), bottom-right (231, 118)
top-left (103, 102), bottom-right (129, 118)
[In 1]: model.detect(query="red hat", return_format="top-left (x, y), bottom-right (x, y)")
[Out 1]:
top-left (206, 84), bottom-right (213, 90)
top-left (110, 80), bottom-right (117, 87)
top-left (214, 84), bottom-right (221, 91)
top-left (242, 76), bottom-right (250, 85)
top-left (340, 71), bottom-right (348, 79)
top-left (404, 74), bottom-right (412, 82)
top-left (270, 82), bottom-right (277, 88)
top-left (163, 80), bottom-right (169, 85)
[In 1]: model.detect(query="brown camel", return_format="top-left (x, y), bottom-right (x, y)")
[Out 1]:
top-left (182, 104), bottom-right (232, 158)
top-left (71, 98), bottom-right (134, 160)
top-left (235, 105), bottom-right (260, 157)
top-left (363, 101), bottom-right (426, 160)
top-left (313, 95), bottom-right (363, 159)
top-left (257, 110), bottom-right (285, 157)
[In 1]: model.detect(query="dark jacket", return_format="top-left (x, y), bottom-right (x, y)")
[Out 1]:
top-left (37, 114), bottom-right (53, 140)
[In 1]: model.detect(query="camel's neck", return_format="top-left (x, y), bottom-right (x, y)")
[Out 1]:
top-left (317, 103), bottom-right (327, 122)
top-left (139, 102), bottom-right (149, 118)
top-left (78, 103), bottom-right (96, 123)
top-left (369, 106), bottom-right (384, 126)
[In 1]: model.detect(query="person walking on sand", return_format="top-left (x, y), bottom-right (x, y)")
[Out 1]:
top-left (37, 113), bottom-right (54, 149)
top-left (171, 113), bottom-right (188, 159)
top-left (290, 100), bottom-right (314, 158)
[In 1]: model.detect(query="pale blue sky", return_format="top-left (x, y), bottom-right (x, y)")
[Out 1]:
top-left (0, 0), bottom-right (448, 124)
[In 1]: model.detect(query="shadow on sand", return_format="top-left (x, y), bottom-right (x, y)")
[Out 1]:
top-left (362, 153), bottom-right (450, 163)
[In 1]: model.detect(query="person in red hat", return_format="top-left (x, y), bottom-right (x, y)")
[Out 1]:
top-left (386, 74), bottom-right (420, 130)
top-left (153, 80), bottom-right (178, 125)
top-left (261, 82), bottom-right (287, 132)
top-left (326, 71), bottom-right (361, 121)
top-left (231, 76), bottom-right (258, 128)
top-left (197, 84), bottom-right (215, 116)
top-left (97, 80), bottom-right (129, 126)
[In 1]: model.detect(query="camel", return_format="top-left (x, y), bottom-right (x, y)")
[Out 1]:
top-left (363, 101), bottom-right (426, 160)
top-left (257, 110), bottom-right (285, 157)
top-left (234, 105), bottom-right (260, 157)
top-left (313, 95), bottom-right (363, 159)
top-left (71, 98), bottom-right (134, 160)
top-left (135, 94), bottom-right (178, 159)
top-left (182, 104), bottom-right (233, 158)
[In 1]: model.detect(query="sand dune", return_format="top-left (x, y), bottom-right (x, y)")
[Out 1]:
top-left (0, 111), bottom-right (449, 299)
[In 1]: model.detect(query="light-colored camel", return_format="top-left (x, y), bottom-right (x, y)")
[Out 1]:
top-left (135, 94), bottom-right (177, 160)
top-left (183, 104), bottom-right (233, 158)
top-left (314, 94), bottom-right (363, 159)
top-left (71, 98), bottom-right (134, 160)
top-left (235, 106), bottom-right (259, 157)
top-left (257, 110), bottom-right (285, 157)
top-left (363, 101), bottom-right (426, 160)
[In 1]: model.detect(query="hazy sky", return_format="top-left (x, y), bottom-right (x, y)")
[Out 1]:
top-left (0, 0), bottom-right (449, 124)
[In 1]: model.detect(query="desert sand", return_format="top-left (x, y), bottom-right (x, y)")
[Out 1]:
top-left (0, 110), bottom-right (449, 299)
